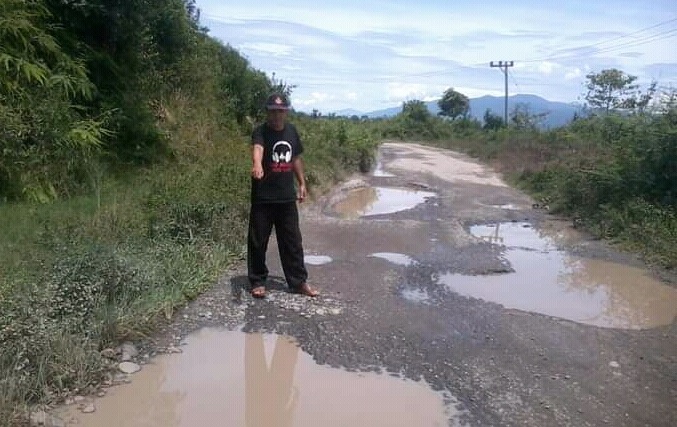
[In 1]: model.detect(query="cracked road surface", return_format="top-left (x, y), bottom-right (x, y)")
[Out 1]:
top-left (59, 142), bottom-right (677, 427)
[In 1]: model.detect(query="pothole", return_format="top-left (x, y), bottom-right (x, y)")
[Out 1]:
top-left (437, 222), bottom-right (677, 329)
top-left (330, 186), bottom-right (436, 218)
top-left (56, 328), bottom-right (462, 426)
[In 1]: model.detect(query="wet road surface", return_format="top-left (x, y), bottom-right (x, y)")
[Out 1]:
top-left (58, 142), bottom-right (677, 427)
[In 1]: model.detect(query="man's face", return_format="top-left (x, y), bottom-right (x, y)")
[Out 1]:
top-left (266, 109), bottom-right (287, 130)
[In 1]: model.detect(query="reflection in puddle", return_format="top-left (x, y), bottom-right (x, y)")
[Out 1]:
top-left (369, 252), bottom-right (416, 266)
top-left (304, 255), bottom-right (332, 265)
top-left (59, 329), bottom-right (457, 427)
top-left (332, 187), bottom-right (436, 218)
top-left (401, 288), bottom-right (432, 304)
top-left (440, 222), bottom-right (677, 329)
top-left (373, 160), bottom-right (395, 177)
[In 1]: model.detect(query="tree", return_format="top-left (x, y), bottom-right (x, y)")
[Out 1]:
top-left (483, 109), bottom-right (504, 130)
top-left (584, 68), bottom-right (639, 114)
top-left (510, 103), bottom-right (549, 130)
top-left (0, 0), bottom-right (109, 201)
top-left (401, 100), bottom-right (431, 123)
top-left (438, 88), bottom-right (469, 120)
top-left (626, 81), bottom-right (657, 114)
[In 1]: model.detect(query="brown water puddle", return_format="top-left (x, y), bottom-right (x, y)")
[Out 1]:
top-left (438, 222), bottom-right (677, 329)
top-left (331, 186), bottom-right (436, 218)
top-left (58, 328), bottom-right (457, 427)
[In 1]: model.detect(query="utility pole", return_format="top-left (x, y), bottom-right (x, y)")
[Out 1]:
top-left (490, 61), bottom-right (514, 124)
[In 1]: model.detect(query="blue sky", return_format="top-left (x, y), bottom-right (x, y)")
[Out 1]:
top-left (196, 0), bottom-right (677, 114)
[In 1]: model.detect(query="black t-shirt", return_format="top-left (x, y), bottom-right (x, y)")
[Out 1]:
top-left (250, 122), bottom-right (304, 203)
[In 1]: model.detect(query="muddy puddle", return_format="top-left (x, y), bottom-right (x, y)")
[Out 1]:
top-left (59, 328), bottom-right (458, 427)
top-left (437, 222), bottom-right (677, 329)
top-left (331, 186), bottom-right (436, 218)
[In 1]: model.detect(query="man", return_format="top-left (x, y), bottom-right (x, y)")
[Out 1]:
top-left (247, 92), bottom-right (318, 298)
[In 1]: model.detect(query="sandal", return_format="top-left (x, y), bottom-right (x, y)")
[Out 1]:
top-left (294, 283), bottom-right (319, 297)
top-left (251, 286), bottom-right (266, 299)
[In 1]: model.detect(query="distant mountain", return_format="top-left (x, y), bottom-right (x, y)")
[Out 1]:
top-left (337, 95), bottom-right (583, 129)
top-left (333, 108), bottom-right (364, 117)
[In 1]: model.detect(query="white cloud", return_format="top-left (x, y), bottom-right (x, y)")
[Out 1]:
top-left (239, 42), bottom-right (293, 56)
top-left (565, 68), bottom-right (582, 80)
top-left (454, 86), bottom-right (504, 98)
top-left (295, 92), bottom-right (333, 107)
top-left (197, 0), bottom-right (677, 112)
top-left (386, 82), bottom-right (444, 103)
top-left (537, 61), bottom-right (560, 75)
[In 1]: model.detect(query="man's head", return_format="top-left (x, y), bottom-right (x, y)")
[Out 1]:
top-left (265, 92), bottom-right (290, 131)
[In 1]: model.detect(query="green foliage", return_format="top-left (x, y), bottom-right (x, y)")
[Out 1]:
top-left (583, 68), bottom-right (655, 114)
top-left (296, 116), bottom-right (379, 188)
top-left (0, 0), bottom-right (109, 202)
top-left (483, 109), bottom-right (505, 130)
top-left (438, 87), bottom-right (469, 120)
top-left (510, 103), bottom-right (549, 130)
top-left (401, 99), bottom-right (431, 123)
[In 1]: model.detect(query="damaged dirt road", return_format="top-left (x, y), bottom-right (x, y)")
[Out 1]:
top-left (58, 141), bottom-right (677, 427)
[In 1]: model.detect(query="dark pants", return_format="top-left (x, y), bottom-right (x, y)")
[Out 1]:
top-left (247, 202), bottom-right (308, 290)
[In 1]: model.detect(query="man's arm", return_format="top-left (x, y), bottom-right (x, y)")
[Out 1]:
top-left (292, 156), bottom-right (306, 202)
top-left (251, 143), bottom-right (264, 179)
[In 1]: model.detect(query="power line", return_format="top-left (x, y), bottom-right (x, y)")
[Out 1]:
top-left (577, 17), bottom-right (677, 48)
top-left (508, 68), bottom-right (521, 92)
top-left (518, 20), bottom-right (677, 64)
top-left (590, 28), bottom-right (677, 55)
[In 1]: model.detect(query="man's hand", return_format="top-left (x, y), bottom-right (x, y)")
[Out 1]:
top-left (251, 163), bottom-right (264, 180)
top-left (297, 184), bottom-right (307, 202)
top-left (251, 144), bottom-right (264, 179)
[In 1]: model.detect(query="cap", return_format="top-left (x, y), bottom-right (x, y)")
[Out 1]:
top-left (265, 93), bottom-right (290, 110)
